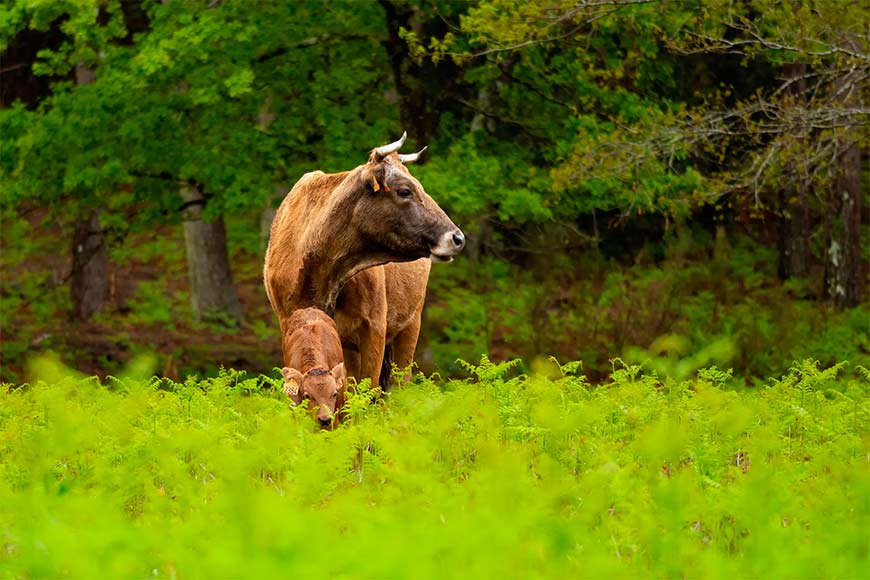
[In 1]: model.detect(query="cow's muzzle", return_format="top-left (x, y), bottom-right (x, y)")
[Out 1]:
top-left (430, 228), bottom-right (465, 262)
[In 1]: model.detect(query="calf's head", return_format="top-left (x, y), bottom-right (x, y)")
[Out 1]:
top-left (282, 363), bottom-right (346, 429)
top-left (356, 132), bottom-right (465, 263)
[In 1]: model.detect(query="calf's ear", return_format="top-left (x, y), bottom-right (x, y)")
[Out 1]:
top-left (282, 367), bottom-right (305, 397)
top-left (330, 362), bottom-right (346, 387)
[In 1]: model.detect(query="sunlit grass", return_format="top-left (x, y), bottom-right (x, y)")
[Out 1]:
top-left (1, 358), bottom-right (867, 578)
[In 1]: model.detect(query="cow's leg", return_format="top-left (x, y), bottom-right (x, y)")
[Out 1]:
top-left (342, 344), bottom-right (361, 385)
top-left (358, 321), bottom-right (387, 389)
top-left (334, 267), bottom-right (386, 389)
top-left (390, 317), bottom-right (422, 385)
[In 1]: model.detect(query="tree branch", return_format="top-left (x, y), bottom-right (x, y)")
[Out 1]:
top-left (255, 34), bottom-right (372, 65)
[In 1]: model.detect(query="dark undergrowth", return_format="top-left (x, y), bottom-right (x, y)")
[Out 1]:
top-left (2, 206), bottom-right (868, 385)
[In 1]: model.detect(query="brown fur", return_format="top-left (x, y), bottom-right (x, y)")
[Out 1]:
top-left (264, 153), bottom-right (459, 317)
top-left (264, 149), bottom-right (461, 387)
top-left (335, 258), bottom-right (431, 389)
top-left (281, 307), bottom-right (346, 429)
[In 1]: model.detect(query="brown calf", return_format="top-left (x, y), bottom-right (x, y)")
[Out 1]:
top-left (265, 133), bottom-right (463, 386)
top-left (281, 307), bottom-right (346, 429)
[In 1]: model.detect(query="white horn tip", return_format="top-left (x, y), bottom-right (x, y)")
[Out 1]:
top-left (398, 145), bottom-right (428, 164)
top-left (374, 131), bottom-right (409, 158)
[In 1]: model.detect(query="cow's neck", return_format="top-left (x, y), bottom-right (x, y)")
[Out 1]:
top-left (290, 186), bottom-right (392, 315)
top-left (295, 239), bottom-right (393, 316)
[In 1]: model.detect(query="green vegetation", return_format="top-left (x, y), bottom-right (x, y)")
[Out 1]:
top-left (1, 2), bottom-right (867, 573)
top-left (1, 358), bottom-right (867, 578)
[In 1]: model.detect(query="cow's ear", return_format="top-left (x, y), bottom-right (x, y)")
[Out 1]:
top-left (361, 163), bottom-right (387, 194)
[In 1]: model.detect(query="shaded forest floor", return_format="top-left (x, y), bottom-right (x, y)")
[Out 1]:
top-left (2, 206), bottom-right (868, 385)
top-left (2, 206), bottom-right (282, 383)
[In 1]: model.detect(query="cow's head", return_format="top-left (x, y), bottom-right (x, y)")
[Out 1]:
top-left (282, 363), bottom-right (345, 429)
top-left (356, 132), bottom-right (465, 263)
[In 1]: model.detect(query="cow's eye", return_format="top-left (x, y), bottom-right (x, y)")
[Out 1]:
top-left (397, 188), bottom-right (412, 199)
top-left (331, 392), bottom-right (338, 399)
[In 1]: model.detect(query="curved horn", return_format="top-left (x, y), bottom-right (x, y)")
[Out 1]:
top-left (398, 146), bottom-right (427, 164)
top-left (374, 131), bottom-right (407, 159)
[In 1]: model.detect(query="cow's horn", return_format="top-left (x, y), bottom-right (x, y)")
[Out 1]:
top-left (374, 131), bottom-right (407, 159)
top-left (398, 146), bottom-right (427, 164)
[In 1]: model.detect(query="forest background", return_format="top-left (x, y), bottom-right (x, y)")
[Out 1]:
top-left (1, 0), bottom-right (868, 385)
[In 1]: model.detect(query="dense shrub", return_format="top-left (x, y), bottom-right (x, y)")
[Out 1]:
top-left (426, 232), bottom-right (870, 381)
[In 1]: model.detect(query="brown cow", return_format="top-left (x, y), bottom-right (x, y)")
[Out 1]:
top-left (281, 307), bottom-right (346, 429)
top-left (264, 133), bottom-right (463, 386)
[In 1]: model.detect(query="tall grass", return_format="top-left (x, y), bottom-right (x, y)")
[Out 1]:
top-left (1, 358), bottom-right (867, 578)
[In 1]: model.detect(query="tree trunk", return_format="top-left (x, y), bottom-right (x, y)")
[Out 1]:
top-left (378, 0), bottom-right (461, 145)
top-left (256, 96), bottom-right (286, 254)
top-left (260, 203), bottom-right (278, 255)
top-left (824, 142), bottom-right (862, 308)
top-left (180, 185), bottom-right (244, 325)
top-left (70, 63), bottom-right (109, 321)
top-left (260, 184), bottom-right (287, 254)
top-left (777, 63), bottom-right (809, 281)
top-left (777, 186), bottom-right (809, 280)
top-left (71, 209), bottom-right (108, 320)
top-left (823, 39), bottom-right (863, 309)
